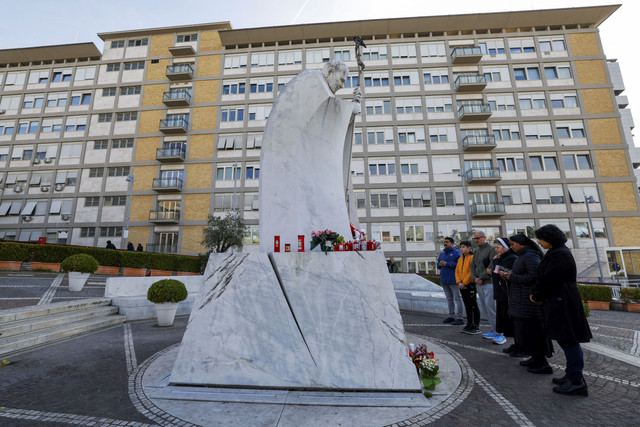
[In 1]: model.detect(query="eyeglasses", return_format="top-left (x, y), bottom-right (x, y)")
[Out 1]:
top-left (473, 237), bottom-right (482, 240)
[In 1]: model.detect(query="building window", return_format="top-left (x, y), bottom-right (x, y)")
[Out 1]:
top-left (120, 86), bottom-right (141, 95)
top-left (64, 116), bottom-right (87, 131)
top-left (550, 92), bottom-right (579, 109)
top-left (243, 227), bottom-right (260, 244)
top-left (529, 155), bottom-right (558, 171)
top-left (368, 160), bottom-right (396, 176)
top-left (110, 40), bottom-right (125, 48)
top-left (17, 121), bottom-right (39, 134)
top-left (568, 186), bottom-right (599, 203)
top-left (23, 95), bottom-right (44, 109)
top-left (487, 94), bottom-right (516, 111)
top-left (104, 196), bottom-right (126, 206)
top-left (89, 168), bottom-right (104, 178)
top-left (93, 140), bottom-right (109, 149)
top-left (80, 227), bottom-right (96, 237)
top-left (127, 38), bottom-right (148, 47)
top-left (367, 128), bottom-right (393, 145)
top-left (112, 138), bottom-right (134, 148)
top-left (334, 48), bottom-right (353, 62)
top-left (398, 127), bottom-right (425, 144)
top-left (365, 99), bottom-right (391, 115)
top-left (556, 122), bottom-right (585, 139)
top-left (518, 93), bottom-right (546, 110)
top-left (85, 197), bottom-right (100, 207)
top-left (482, 66), bottom-right (509, 82)
top-left (403, 190), bottom-right (431, 207)
top-left (508, 38), bottom-right (535, 53)
top-left (523, 122), bottom-right (553, 140)
top-left (75, 66), bottom-right (96, 81)
top-left (496, 156), bottom-right (525, 172)
top-left (216, 165), bottom-right (241, 180)
top-left (70, 93), bottom-right (91, 105)
top-left (28, 70), bottom-right (49, 84)
top-left (513, 66), bottom-right (541, 81)
top-left (428, 125), bottom-right (455, 143)
top-left (400, 158), bottom-right (428, 175)
top-left (562, 154), bottom-right (592, 170)
top-left (479, 40), bottom-right (505, 55)
top-left (371, 223), bottom-right (401, 243)
top-left (100, 227), bottom-right (123, 237)
top-left (214, 194), bottom-right (234, 211)
top-left (223, 81), bottom-right (246, 94)
top-left (538, 37), bottom-right (566, 52)
top-left (102, 88), bottom-right (117, 97)
top-left (435, 190), bottom-right (464, 207)
top-left (343, 75), bottom-right (359, 88)
top-left (364, 73), bottom-right (389, 87)
top-left (534, 186), bottom-right (564, 205)
top-left (544, 65), bottom-right (572, 80)
top-left (177, 34), bottom-right (197, 42)
top-left (574, 220), bottom-right (605, 239)
top-left (124, 61), bottom-right (145, 71)
top-left (46, 93), bottom-right (67, 107)
top-left (423, 69), bottom-right (449, 84)
top-left (224, 54), bottom-right (248, 69)
top-left (4, 72), bottom-right (26, 86)
top-left (278, 50), bottom-right (302, 65)
top-left (501, 187), bottom-right (531, 205)
top-left (251, 52), bottom-right (275, 67)
top-left (370, 192), bottom-right (398, 208)
top-left (390, 44), bottom-right (417, 59)
top-left (98, 114), bottom-right (113, 123)
top-left (116, 112), bottom-right (138, 121)
top-left (248, 105), bottom-right (271, 121)
top-left (108, 166), bottom-right (130, 177)
top-left (420, 42), bottom-right (445, 58)
top-left (306, 48), bottom-right (330, 64)
top-left (395, 98), bottom-right (422, 114)
top-left (425, 96), bottom-right (453, 113)
top-left (106, 64), bottom-right (121, 72)
top-left (221, 107), bottom-right (245, 122)
top-left (246, 166), bottom-right (260, 180)
top-left (362, 45), bottom-right (387, 60)
top-left (250, 79), bottom-right (273, 93)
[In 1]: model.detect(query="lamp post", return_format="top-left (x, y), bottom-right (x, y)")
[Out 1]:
top-left (585, 194), bottom-right (604, 282)
top-left (123, 174), bottom-right (134, 249)
top-left (452, 168), bottom-right (471, 235)
top-left (232, 160), bottom-right (238, 213)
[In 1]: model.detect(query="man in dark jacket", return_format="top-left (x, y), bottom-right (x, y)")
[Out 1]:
top-left (106, 240), bottom-right (116, 250)
top-left (438, 237), bottom-right (463, 325)
top-left (470, 231), bottom-right (497, 339)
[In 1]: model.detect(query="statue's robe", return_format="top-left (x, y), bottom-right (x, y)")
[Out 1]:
top-left (259, 70), bottom-right (355, 251)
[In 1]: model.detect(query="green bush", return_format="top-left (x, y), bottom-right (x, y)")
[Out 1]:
top-left (0, 242), bottom-right (34, 262)
top-left (147, 279), bottom-right (188, 303)
top-left (578, 285), bottom-right (613, 302)
top-left (61, 254), bottom-right (100, 273)
top-left (419, 274), bottom-right (441, 286)
top-left (582, 301), bottom-right (590, 317)
top-left (620, 287), bottom-right (640, 303)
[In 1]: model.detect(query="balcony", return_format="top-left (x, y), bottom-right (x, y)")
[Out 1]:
top-left (149, 210), bottom-right (181, 223)
top-left (146, 243), bottom-right (178, 254)
top-left (450, 46), bottom-right (483, 64)
top-left (168, 44), bottom-right (196, 56)
top-left (462, 135), bottom-right (496, 151)
top-left (162, 90), bottom-right (191, 106)
top-left (470, 203), bottom-right (506, 217)
top-left (458, 103), bottom-right (492, 121)
top-left (464, 168), bottom-right (501, 183)
top-left (159, 118), bottom-right (188, 134)
top-left (152, 177), bottom-right (183, 192)
top-left (156, 147), bottom-right (186, 162)
top-left (454, 74), bottom-right (487, 92)
top-left (166, 64), bottom-right (194, 80)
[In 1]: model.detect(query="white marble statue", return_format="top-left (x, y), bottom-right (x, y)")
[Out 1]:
top-left (259, 61), bottom-right (361, 252)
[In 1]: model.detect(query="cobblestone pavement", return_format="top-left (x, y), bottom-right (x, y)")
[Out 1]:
top-left (1, 275), bottom-right (639, 426)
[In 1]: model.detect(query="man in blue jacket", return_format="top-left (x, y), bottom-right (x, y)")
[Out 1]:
top-left (438, 237), bottom-right (464, 325)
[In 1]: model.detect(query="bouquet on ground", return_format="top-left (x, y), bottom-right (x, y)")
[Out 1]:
top-left (410, 344), bottom-right (441, 392)
top-left (310, 229), bottom-right (342, 253)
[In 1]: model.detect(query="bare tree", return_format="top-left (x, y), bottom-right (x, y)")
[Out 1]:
top-left (433, 229), bottom-right (475, 248)
top-left (201, 212), bottom-right (247, 253)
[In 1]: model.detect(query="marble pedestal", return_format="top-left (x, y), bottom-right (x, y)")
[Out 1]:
top-left (170, 251), bottom-right (420, 391)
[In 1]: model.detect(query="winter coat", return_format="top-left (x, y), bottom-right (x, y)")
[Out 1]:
top-left (532, 245), bottom-right (592, 343)
top-left (508, 247), bottom-right (542, 319)
top-left (455, 253), bottom-right (474, 286)
top-left (437, 246), bottom-right (461, 285)
top-left (470, 243), bottom-right (496, 284)
top-left (491, 250), bottom-right (517, 302)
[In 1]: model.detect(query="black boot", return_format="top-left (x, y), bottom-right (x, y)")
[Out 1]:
top-left (527, 363), bottom-right (553, 374)
top-left (519, 357), bottom-right (536, 367)
top-left (503, 344), bottom-right (517, 354)
top-left (552, 375), bottom-right (569, 385)
top-left (553, 376), bottom-right (588, 396)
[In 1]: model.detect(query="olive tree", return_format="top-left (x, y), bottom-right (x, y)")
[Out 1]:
top-left (201, 212), bottom-right (248, 253)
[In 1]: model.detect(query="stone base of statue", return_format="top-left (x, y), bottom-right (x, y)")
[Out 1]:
top-left (169, 251), bottom-right (420, 391)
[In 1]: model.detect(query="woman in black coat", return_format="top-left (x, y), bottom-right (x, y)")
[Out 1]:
top-left (501, 233), bottom-right (553, 373)
top-left (532, 224), bottom-right (592, 396)
top-left (490, 237), bottom-right (517, 347)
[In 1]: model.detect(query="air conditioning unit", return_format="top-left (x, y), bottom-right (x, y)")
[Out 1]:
top-left (0, 109), bottom-right (6, 115)
top-left (33, 158), bottom-right (41, 164)
top-left (44, 157), bottom-right (52, 164)
top-left (40, 185), bottom-right (50, 192)
top-left (13, 185), bottom-right (23, 193)
top-left (61, 214), bottom-right (70, 221)
top-left (544, 51), bottom-right (551, 55)
top-left (22, 215), bottom-right (32, 221)
top-left (54, 183), bottom-right (65, 191)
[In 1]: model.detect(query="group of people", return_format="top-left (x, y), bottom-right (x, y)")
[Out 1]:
top-left (105, 240), bottom-right (143, 252)
top-left (438, 225), bottom-right (592, 396)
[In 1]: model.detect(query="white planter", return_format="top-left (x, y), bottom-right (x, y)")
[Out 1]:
top-left (155, 302), bottom-right (179, 326)
top-left (68, 272), bottom-right (91, 292)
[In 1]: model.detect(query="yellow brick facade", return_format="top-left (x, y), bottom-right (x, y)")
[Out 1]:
top-left (595, 150), bottom-right (629, 177)
top-left (187, 164), bottom-right (213, 189)
top-left (582, 88), bottom-right (614, 115)
top-left (601, 182), bottom-right (638, 211)
top-left (194, 80), bottom-right (219, 104)
top-left (180, 225), bottom-right (207, 254)
top-left (568, 32), bottom-right (600, 57)
top-left (609, 217), bottom-right (640, 247)
top-left (138, 110), bottom-right (164, 134)
top-left (130, 195), bottom-right (155, 222)
top-left (184, 193), bottom-right (211, 220)
top-left (192, 106), bottom-right (217, 130)
top-left (132, 165), bottom-right (158, 191)
top-left (145, 58), bottom-right (171, 81)
top-left (197, 55), bottom-right (221, 77)
top-left (200, 31), bottom-right (222, 52)
top-left (149, 35), bottom-right (173, 56)
top-left (574, 60), bottom-right (607, 85)
top-left (128, 227), bottom-right (151, 249)
top-left (588, 118), bottom-right (622, 145)
top-left (135, 137), bottom-right (160, 162)
top-left (142, 84), bottom-right (166, 107)
top-left (188, 134), bottom-right (215, 159)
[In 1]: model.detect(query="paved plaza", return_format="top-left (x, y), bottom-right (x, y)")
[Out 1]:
top-left (1, 272), bottom-right (639, 426)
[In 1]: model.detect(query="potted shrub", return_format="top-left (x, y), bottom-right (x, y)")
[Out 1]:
top-left (61, 254), bottom-right (99, 291)
top-left (620, 287), bottom-right (640, 312)
top-left (578, 284), bottom-right (612, 310)
top-left (147, 279), bottom-right (188, 326)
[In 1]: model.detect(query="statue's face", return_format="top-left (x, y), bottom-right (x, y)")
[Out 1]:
top-left (326, 68), bottom-right (348, 93)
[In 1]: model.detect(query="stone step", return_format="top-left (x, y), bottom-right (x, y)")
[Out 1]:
top-left (0, 298), bottom-right (111, 323)
top-left (0, 314), bottom-right (126, 357)
top-left (0, 305), bottom-right (120, 339)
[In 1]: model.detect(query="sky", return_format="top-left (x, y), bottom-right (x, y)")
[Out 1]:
top-left (0, 0), bottom-right (637, 137)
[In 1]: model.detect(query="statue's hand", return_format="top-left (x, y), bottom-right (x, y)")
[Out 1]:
top-left (352, 86), bottom-right (362, 103)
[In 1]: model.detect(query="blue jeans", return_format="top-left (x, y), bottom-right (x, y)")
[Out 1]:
top-left (558, 341), bottom-right (584, 379)
top-left (442, 283), bottom-right (464, 320)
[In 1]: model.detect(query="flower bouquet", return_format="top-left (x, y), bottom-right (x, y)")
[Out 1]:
top-left (310, 229), bottom-right (343, 254)
top-left (410, 344), bottom-right (441, 396)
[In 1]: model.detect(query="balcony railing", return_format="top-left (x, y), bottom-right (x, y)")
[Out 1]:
top-left (149, 210), bottom-right (181, 222)
top-left (458, 103), bottom-right (492, 121)
top-left (146, 244), bottom-right (178, 254)
top-left (450, 46), bottom-right (483, 64)
top-left (152, 177), bottom-right (183, 191)
top-left (464, 168), bottom-right (501, 183)
top-left (454, 74), bottom-right (487, 92)
top-left (462, 135), bottom-right (497, 151)
top-left (162, 90), bottom-right (192, 106)
top-left (165, 64), bottom-right (194, 80)
top-left (159, 118), bottom-right (188, 134)
top-left (156, 147), bottom-right (186, 162)
top-left (470, 203), bottom-right (506, 216)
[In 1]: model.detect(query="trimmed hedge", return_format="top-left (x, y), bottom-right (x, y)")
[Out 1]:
top-left (147, 279), bottom-right (188, 303)
top-left (620, 287), bottom-right (640, 303)
top-left (61, 254), bottom-right (99, 274)
top-left (0, 242), bottom-right (201, 273)
top-left (578, 284), bottom-right (613, 302)
top-left (419, 274), bottom-right (441, 286)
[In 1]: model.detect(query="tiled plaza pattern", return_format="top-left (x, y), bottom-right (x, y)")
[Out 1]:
top-left (1, 273), bottom-right (639, 426)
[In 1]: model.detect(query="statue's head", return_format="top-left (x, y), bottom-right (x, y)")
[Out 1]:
top-left (322, 60), bottom-right (349, 94)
